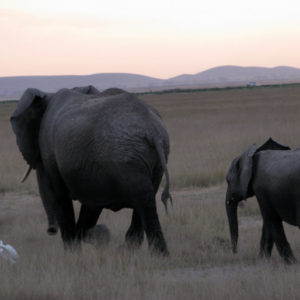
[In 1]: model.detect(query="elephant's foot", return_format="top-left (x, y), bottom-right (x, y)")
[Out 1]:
top-left (84, 224), bottom-right (110, 247)
top-left (283, 254), bottom-right (297, 265)
top-left (63, 239), bottom-right (81, 252)
top-left (148, 235), bottom-right (169, 257)
top-left (125, 231), bottom-right (144, 250)
top-left (151, 247), bottom-right (170, 257)
top-left (275, 241), bottom-right (297, 264)
top-left (259, 251), bottom-right (272, 261)
top-left (125, 241), bottom-right (143, 251)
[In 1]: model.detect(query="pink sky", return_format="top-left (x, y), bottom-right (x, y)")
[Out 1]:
top-left (1, 0), bottom-right (300, 78)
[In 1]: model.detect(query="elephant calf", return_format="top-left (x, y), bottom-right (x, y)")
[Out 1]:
top-left (226, 138), bottom-right (300, 263)
top-left (11, 86), bottom-right (172, 255)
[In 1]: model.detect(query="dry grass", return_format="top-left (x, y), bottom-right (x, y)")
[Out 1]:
top-left (1, 188), bottom-right (300, 299)
top-left (2, 86), bottom-right (300, 192)
top-left (1, 86), bottom-right (300, 299)
top-left (141, 86), bottom-right (300, 187)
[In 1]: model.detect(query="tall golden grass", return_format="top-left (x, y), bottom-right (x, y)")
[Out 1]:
top-left (1, 86), bottom-right (300, 299)
top-left (142, 86), bottom-right (300, 188)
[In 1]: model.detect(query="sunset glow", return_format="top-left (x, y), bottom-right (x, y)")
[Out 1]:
top-left (1, 0), bottom-right (300, 78)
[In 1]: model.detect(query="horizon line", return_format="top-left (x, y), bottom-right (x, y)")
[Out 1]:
top-left (1, 65), bottom-right (299, 80)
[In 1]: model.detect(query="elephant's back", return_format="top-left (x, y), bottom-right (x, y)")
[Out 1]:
top-left (254, 150), bottom-right (300, 179)
top-left (56, 94), bottom-right (164, 153)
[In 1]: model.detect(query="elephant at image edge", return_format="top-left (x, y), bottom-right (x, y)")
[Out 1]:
top-left (225, 137), bottom-right (300, 263)
top-left (10, 85), bottom-right (172, 255)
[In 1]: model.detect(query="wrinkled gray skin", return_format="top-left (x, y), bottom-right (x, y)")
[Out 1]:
top-left (225, 137), bottom-right (300, 263)
top-left (11, 85), bottom-right (172, 255)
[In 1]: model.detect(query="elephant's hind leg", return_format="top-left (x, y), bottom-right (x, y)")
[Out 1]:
top-left (125, 210), bottom-right (144, 248)
top-left (136, 192), bottom-right (169, 256)
top-left (43, 165), bottom-right (77, 249)
top-left (268, 217), bottom-right (297, 264)
top-left (259, 224), bottom-right (274, 258)
top-left (55, 195), bottom-right (77, 248)
top-left (76, 205), bottom-right (102, 242)
top-left (258, 197), bottom-right (296, 263)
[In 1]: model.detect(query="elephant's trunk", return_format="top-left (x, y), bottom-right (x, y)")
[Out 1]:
top-left (36, 165), bottom-right (58, 236)
top-left (226, 190), bottom-right (239, 253)
top-left (47, 225), bottom-right (58, 235)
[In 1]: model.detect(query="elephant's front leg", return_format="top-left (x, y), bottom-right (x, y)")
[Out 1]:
top-left (137, 192), bottom-right (169, 256)
top-left (259, 224), bottom-right (274, 258)
top-left (125, 210), bottom-right (144, 248)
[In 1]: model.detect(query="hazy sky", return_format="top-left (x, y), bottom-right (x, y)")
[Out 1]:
top-left (1, 0), bottom-right (300, 78)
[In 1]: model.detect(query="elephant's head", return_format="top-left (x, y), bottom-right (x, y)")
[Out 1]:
top-left (11, 85), bottom-right (100, 170)
top-left (10, 88), bottom-right (50, 169)
top-left (225, 138), bottom-right (290, 253)
top-left (225, 144), bottom-right (256, 253)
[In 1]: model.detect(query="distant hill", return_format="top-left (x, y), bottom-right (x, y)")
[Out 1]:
top-left (167, 66), bottom-right (300, 86)
top-left (0, 73), bottom-right (164, 99)
top-left (1, 66), bottom-right (300, 99)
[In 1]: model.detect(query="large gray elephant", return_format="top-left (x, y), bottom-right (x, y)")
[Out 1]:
top-left (11, 85), bottom-right (172, 255)
top-left (225, 138), bottom-right (300, 263)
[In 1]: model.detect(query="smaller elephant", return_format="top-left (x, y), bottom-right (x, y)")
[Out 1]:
top-left (226, 138), bottom-right (300, 263)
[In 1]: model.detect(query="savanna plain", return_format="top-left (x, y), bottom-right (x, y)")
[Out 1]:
top-left (1, 86), bottom-right (300, 299)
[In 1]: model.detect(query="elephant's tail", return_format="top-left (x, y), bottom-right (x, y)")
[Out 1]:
top-left (154, 139), bottom-right (172, 213)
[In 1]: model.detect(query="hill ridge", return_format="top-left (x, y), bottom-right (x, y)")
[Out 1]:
top-left (1, 66), bottom-right (300, 98)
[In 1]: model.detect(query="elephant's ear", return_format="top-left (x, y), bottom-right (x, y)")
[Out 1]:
top-left (231, 144), bottom-right (257, 200)
top-left (256, 137), bottom-right (290, 152)
top-left (72, 85), bottom-right (100, 95)
top-left (10, 88), bottom-right (48, 168)
top-left (239, 144), bottom-right (257, 199)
